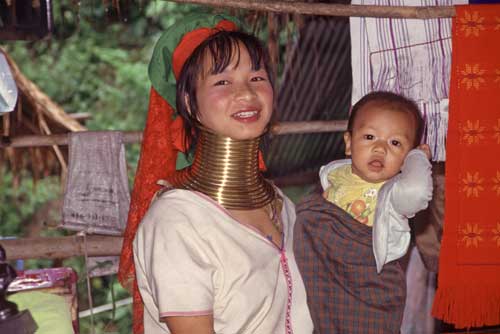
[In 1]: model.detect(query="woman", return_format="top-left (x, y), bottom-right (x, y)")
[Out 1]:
top-left (119, 13), bottom-right (313, 334)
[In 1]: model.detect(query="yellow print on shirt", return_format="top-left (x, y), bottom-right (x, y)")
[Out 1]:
top-left (345, 188), bottom-right (379, 225)
top-left (326, 164), bottom-right (384, 227)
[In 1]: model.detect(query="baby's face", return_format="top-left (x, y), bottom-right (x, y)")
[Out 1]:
top-left (344, 104), bottom-right (416, 183)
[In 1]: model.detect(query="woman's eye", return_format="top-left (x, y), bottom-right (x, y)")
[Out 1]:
top-left (363, 134), bottom-right (374, 140)
top-left (391, 140), bottom-right (401, 147)
top-left (214, 80), bottom-right (229, 86)
top-left (251, 76), bottom-right (266, 82)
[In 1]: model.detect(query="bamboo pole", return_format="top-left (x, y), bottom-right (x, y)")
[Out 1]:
top-left (170, 0), bottom-right (456, 18)
top-left (0, 120), bottom-right (348, 149)
top-left (0, 235), bottom-right (123, 260)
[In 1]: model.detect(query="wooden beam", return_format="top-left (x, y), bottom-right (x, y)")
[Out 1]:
top-left (0, 120), bottom-right (348, 149)
top-left (270, 120), bottom-right (347, 135)
top-left (0, 131), bottom-right (143, 149)
top-left (68, 112), bottom-right (93, 122)
top-left (170, 0), bottom-right (456, 18)
top-left (1, 235), bottom-right (123, 260)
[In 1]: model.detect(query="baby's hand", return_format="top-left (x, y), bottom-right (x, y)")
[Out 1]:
top-left (416, 144), bottom-right (431, 159)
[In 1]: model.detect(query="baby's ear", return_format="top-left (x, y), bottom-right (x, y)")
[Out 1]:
top-left (343, 131), bottom-right (352, 156)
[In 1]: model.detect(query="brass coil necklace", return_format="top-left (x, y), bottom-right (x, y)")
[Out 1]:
top-left (170, 127), bottom-right (276, 210)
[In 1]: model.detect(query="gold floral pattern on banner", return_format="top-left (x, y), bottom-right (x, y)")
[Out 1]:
top-left (460, 11), bottom-right (485, 37)
top-left (461, 172), bottom-right (484, 198)
top-left (460, 64), bottom-right (486, 90)
top-left (461, 224), bottom-right (484, 247)
top-left (494, 119), bottom-right (500, 144)
top-left (493, 223), bottom-right (500, 247)
top-left (492, 171), bottom-right (500, 196)
top-left (461, 120), bottom-right (485, 144)
top-left (495, 69), bottom-right (500, 83)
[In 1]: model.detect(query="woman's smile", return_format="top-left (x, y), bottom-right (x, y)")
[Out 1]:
top-left (231, 109), bottom-right (261, 122)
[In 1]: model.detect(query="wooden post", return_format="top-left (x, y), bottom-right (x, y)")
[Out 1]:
top-left (2, 113), bottom-right (10, 138)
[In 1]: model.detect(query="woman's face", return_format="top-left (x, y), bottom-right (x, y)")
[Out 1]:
top-left (192, 44), bottom-right (274, 140)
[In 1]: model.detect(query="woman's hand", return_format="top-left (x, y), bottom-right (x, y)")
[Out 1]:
top-left (162, 315), bottom-right (214, 334)
top-left (416, 143), bottom-right (431, 160)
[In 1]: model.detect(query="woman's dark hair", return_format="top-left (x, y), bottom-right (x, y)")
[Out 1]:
top-left (348, 91), bottom-right (425, 147)
top-left (176, 30), bottom-right (274, 147)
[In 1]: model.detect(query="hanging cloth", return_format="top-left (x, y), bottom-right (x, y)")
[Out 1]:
top-left (432, 4), bottom-right (500, 328)
top-left (350, 0), bottom-right (467, 161)
top-left (62, 131), bottom-right (130, 235)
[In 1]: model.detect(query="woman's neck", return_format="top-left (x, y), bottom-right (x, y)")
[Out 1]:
top-left (170, 127), bottom-right (275, 210)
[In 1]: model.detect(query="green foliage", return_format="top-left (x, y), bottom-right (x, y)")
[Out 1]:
top-left (6, 27), bottom-right (150, 133)
top-left (145, 1), bottom-right (208, 30)
top-left (0, 170), bottom-right (60, 236)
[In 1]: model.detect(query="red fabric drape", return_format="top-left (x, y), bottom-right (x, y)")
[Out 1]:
top-left (432, 4), bottom-right (500, 328)
top-left (118, 88), bottom-right (177, 334)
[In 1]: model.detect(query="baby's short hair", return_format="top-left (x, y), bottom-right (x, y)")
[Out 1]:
top-left (348, 91), bottom-right (424, 147)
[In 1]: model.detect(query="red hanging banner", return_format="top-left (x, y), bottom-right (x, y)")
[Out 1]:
top-left (432, 4), bottom-right (500, 328)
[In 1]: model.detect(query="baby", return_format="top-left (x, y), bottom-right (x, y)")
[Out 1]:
top-left (323, 91), bottom-right (431, 227)
top-left (294, 91), bottom-right (433, 333)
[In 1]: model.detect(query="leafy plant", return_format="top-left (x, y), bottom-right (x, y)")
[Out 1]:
top-left (0, 169), bottom-right (60, 236)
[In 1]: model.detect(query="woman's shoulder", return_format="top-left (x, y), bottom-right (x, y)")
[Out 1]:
top-left (139, 188), bottom-right (220, 233)
top-left (133, 189), bottom-right (219, 268)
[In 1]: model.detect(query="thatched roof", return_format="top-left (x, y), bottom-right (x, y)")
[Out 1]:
top-left (0, 48), bottom-right (86, 183)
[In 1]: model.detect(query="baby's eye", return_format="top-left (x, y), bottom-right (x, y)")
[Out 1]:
top-left (363, 134), bottom-right (374, 140)
top-left (214, 80), bottom-right (229, 86)
top-left (391, 140), bottom-right (401, 147)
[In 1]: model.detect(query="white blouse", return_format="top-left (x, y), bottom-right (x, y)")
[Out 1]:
top-left (134, 189), bottom-right (313, 334)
